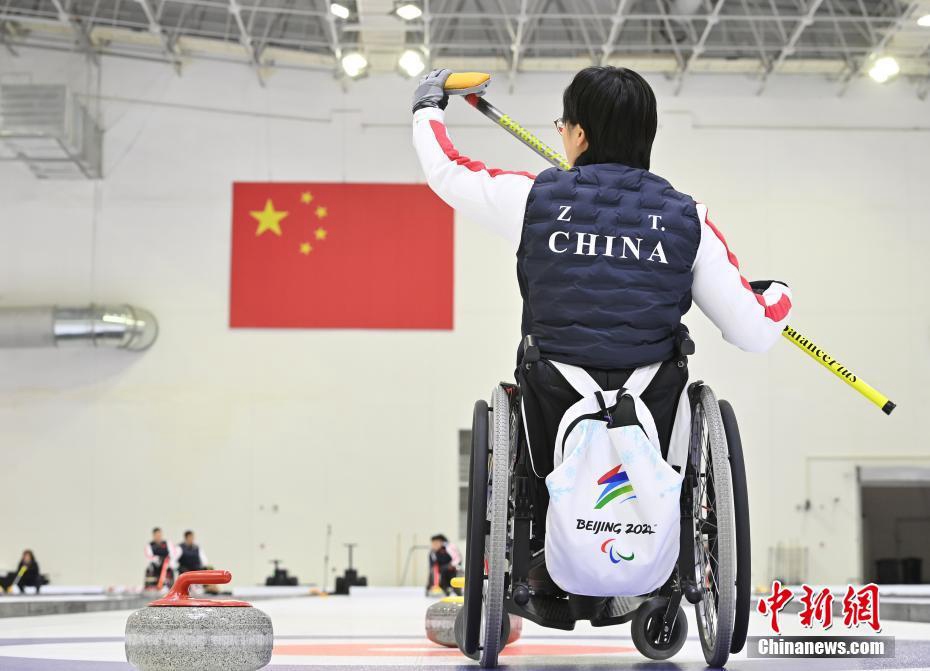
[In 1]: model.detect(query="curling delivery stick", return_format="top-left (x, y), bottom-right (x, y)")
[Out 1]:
top-left (442, 73), bottom-right (896, 416)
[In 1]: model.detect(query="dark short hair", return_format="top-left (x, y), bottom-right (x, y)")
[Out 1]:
top-left (431, 534), bottom-right (448, 543)
top-left (184, 530), bottom-right (194, 538)
top-left (152, 527), bottom-right (161, 534)
top-left (562, 66), bottom-right (658, 170)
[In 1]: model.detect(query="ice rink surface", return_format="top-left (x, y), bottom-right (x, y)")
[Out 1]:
top-left (1, 588), bottom-right (929, 670)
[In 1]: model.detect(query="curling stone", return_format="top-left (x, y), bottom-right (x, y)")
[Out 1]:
top-left (425, 596), bottom-right (522, 648)
top-left (125, 570), bottom-right (273, 671)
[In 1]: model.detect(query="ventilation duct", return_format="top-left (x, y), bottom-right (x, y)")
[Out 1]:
top-left (0, 84), bottom-right (103, 179)
top-left (0, 305), bottom-right (158, 351)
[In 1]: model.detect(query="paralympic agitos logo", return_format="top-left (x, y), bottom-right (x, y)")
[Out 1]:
top-left (600, 538), bottom-right (634, 564)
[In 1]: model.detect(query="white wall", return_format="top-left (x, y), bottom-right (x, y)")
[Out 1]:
top-left (0, 47), bottom-right (927, 589)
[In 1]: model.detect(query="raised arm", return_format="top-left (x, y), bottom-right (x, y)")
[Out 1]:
top-left (691, 204), bottom-right (792, 352)
top-left (412, 69), bottom-right (535, 249)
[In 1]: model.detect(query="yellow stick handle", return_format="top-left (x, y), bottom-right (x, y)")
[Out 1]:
top-left (782, 325), bottom-right (895, 415)
top-left (497, 115), bottom-right (572, 171)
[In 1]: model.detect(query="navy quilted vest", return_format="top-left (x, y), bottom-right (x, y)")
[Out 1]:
top-left (517, 163), bottom-right (701, 369)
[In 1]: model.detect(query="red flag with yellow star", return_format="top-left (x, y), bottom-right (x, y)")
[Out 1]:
top-left (230, 183), bottom-right (453, 329)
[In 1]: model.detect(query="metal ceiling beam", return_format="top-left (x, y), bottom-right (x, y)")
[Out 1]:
top-left (674, 0), bottom-right (726, 93)
top-left (133, 0), bottom-right (183, 74)
top-left (0, 5), bottom-right (914, 27)
top-left (740, 0), bottom-right (771, 69)
top-left (824, 0), bottom-right (854, 74)
top-left (228, 0), bottom-right (265, 85)
top-left (423, 0), bottom-right (432, 63)
top-left (757, 0), bottom-right (825, 93)
top-left (0, 20), bottom-right (19, 56)
top-left (321, 0), bottom-right (342, 75)
top-left (48, 0), bottom-right (98, 64)
top-left (555, 0), bottom-right (596, 63)
top-left (600, 0), bottom-right (633, 64)
top-left (509, 0), bottom-right (531, 87)
top-left (836, 0), bottom-right (921, 95)
top-left (657, 0), bottom-right (687, 75)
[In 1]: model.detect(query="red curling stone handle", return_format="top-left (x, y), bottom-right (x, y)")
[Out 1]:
top-left (149, 570), bottom-right (252, 607)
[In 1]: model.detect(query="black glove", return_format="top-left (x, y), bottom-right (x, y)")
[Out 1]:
top-left (412, 68), bottom-right (452, 113)
top-left (749, 280), bottom-right (788, 295)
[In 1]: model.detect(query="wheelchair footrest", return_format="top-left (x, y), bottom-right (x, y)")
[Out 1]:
top-left (508, 594), bottom-right (576, 631)
top-left (590, 596), bottom-right (645, 627)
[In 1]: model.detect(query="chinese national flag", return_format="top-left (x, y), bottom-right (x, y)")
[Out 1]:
top-left (230, 183), bottom-right (453, 329)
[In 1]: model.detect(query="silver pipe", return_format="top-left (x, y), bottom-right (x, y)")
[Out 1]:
top-left (0, 304), bottom-right (158, 351)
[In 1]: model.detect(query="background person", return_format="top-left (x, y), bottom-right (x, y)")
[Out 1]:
top-left (177, 530), bottom-right (209, 574)
top-left (144, 527), bottom-right (176, 590)
top-left (427, 534), bottom-right (462, 596)
top-left (1, 550), bottom-right (42, 594)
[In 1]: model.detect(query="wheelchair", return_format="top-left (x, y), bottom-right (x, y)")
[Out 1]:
top-left (453, 334), bottom-right (752, 668)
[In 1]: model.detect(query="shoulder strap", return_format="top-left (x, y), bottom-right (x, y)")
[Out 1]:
top-left (622, 362), bottom-right (661, 396)
top-left (549, 360), bottom-right (603, 396)
top-left (549, 360), bottom-right (666, 465)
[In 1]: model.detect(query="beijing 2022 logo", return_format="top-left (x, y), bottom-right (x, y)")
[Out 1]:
top-left (595, 464), bottom-right (636, 509)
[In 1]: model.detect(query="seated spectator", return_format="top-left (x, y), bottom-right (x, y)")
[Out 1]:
top-left (1, 550), bottom-right (42, 594)
top-left (144, 527), bottom-right (177, 590)
top-left (177, 530), bottom-right (209, 574)
top-left (427, 534), bottom-right (462, 596)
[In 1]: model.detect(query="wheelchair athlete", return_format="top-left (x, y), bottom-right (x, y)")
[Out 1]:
top-left (413, 64), bottom-right (790, 504)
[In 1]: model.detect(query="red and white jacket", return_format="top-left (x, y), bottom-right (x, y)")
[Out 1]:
top-left (413, 106), bottom-right (791, 353)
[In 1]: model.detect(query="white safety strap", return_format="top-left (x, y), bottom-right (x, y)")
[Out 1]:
top-left (553, 391), bottom-right (618, 468)
top-left (622, 362), bottom-right (662, 396)
top-left (548, 361), bottom-right (603, 397)
top-left (520, 400), bottom-right (542, 479)
top-left (665, 385), bottom-right (691, 471)
top-left (550, 361), bottom-right (663, 466)
top-left (629, 395), bottom-right (661, 454)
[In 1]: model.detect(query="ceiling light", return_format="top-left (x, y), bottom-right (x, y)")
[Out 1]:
top-left (394, 2), bottom-right (423, 21)
top-left (398, 49), bottom-right (426, 77)
top-left (917, 14), bottom-right (930, 27)
top-left (341, 52), bottom-right (368, 78)
top-left (330, 3), bottom-right (351, 20)
top-left (868, 56), bottom-right (899, 84)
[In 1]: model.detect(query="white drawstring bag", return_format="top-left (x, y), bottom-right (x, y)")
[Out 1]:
top-left (543, 361), bottom-right (686, 597)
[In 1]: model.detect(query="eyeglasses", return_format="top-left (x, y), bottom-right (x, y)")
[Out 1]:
top-left (553, 117), bottom-right (566, 134)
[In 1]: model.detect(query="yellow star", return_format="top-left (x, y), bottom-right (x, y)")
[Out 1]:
top-left (251, 199), bottom-right (288, 237)
top-left (315, 206), bottom-right (328, 219)
top-left (299, 242), bottom-right (313, 255)
top-left (315, 227), bottom-right (327, 241)
top-left (300, 191), bottom-right (314, 204)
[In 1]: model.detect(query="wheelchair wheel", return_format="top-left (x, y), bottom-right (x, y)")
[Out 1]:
top-left (690, 385), bottom-right (736, 668)
top-left (631, 596), bottom-right (688, 660)
top-left (459, 400), bottom-right (489, 660)
top-left (720, 400), bottom-right (751, 654)
top-left (478, 385), bottom-right (511, 668)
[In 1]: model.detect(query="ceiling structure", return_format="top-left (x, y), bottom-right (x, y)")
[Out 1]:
top-left (0, 0), bottom-right (928, 96)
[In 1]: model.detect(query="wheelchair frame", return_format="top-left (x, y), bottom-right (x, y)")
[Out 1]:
top-left (455, 336), bottom-right (752, 668)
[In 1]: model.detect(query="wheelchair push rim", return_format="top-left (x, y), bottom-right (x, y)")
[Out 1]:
top-left (690, 385), bottom-right (737, 667)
